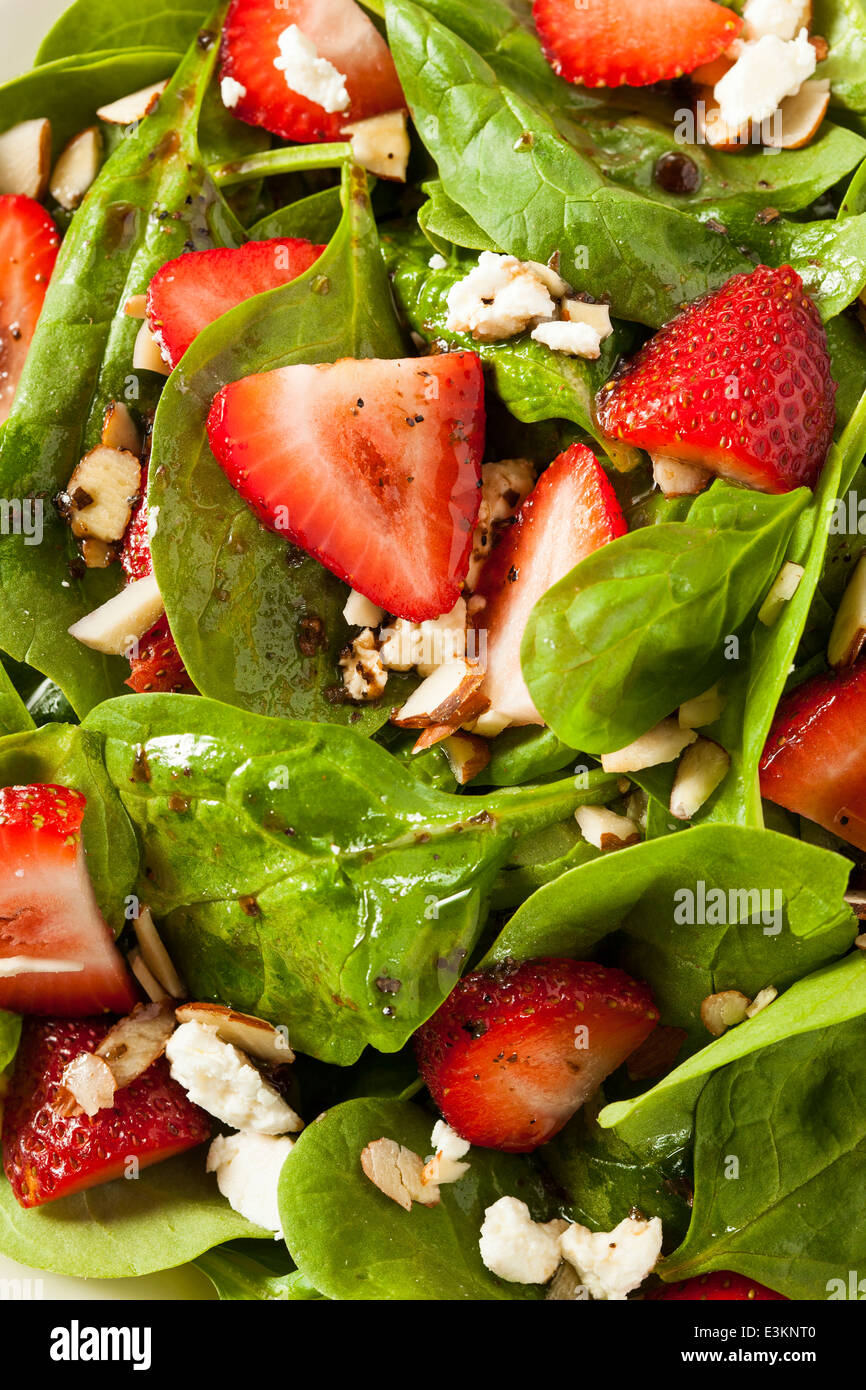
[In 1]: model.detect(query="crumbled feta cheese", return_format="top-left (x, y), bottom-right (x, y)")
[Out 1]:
top-left (742, 0), bottom-right (811, 42)
top-left (220, 76), bottom-right (247, 109)
top-left (559, 1215), bottom-right (663, 1301)
top-left (479, 1197), bottom-right (569, 1284)
top-left (445, 252), bottom-right (560, 341)
top-left (273, 24), bottom-right (350, 114)
top-left (466, 459), bottom-right (536, 590)
top-left (530, 319), bottom-right (603, 358)
top-left (339, 627), bottom-right (388, 700)
top-left (207, 1131), bottom-right (294, 1235)
top-left (166, 1021), bottom-right (302, 1135)
top-left (715, 29), bottom-right (816, 129)
top-left (423, 1119), bottom-right (471, 1185)
top-left (342, 588), bottom-right (384, 628)
top-left (428, 253), bottom-right (447, 270)
top-left (380, 598), bottom-right (467, 676)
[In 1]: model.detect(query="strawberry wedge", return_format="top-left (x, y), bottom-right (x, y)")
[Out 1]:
top-left (207, 353), bottom-right (485, 621)
top-left (596, 265), bottom-right (836, 494)
top-left (0, 195), bottom-right (60, 425)
top-left (0, 785), bottom-right (137, 1016)
top-left (650, 1272), bottom-right (787, 1301)
top-left (474, 443), bottom-right (626, 726)
top-left (120, 470), bottom-right (195, 694)
top-left (146, 237), bottom-right (325, 370)
top-left (415, 958), bottom-right (659, 1153)
top-left (533, 0), bottom-right (742, 88)
top-left (2, 1018), bottom-right (211, 1208)
top-left (759, 662), bottom-right (866, 851)
top-left (220, 0), bottom-right (404, 144)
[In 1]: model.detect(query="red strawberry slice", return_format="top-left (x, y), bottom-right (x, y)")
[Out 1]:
top-left (533, 0), bottom-right (741, 88)
top-left (650, 1272), bottom-right (787, 1300)
top-left (0, 195), bottom-right (60, 425)
top-left (759, 662), bottom-right (866, 852)
top-left (414, 957), bottom-right (659, 1153)
top-left (207, 352), bottom-right (485, 622)
top-left (120, 471), bottom-right (195, 694)
top-left (473, 443), bottom-right (626, 726)
top-left (0, 785), bottom-right (138, 1016)
top-left (2, 1017), bottom-right (211, 1208)
top-left (220, 0), bottom-right (405, 144)
top-left (596, 265), bottom-right (836, 494)
top-left (146, 237), bottom-right (325, 371)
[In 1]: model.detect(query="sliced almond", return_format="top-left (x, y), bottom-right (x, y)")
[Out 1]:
top-left (575, 804), bottom-right (641, 851)
top-left (679, 682), bottom-right (726, 730)
top-left (651, 454), bottom-right (712, 498)
top-left (600, 720), bottom-right (697, 775)
top-left (360, 1137), bottom-right (439, 1210)
top-left (758, 561), bottom-right (805, 626)
top-left (68, 572), bottom-right (164, 656)
top-left (745, 986), bottom-right (777, 1018)
top-left (560, 298), bottom-right (613, 341)
top-left (133, 320), bottom-right (171, 374)
top-left (0, 955), bottom-right (84, 978)
top-left (441, 731), bottom-right (491, 785)
top-left (96, 81), bottom-right (167, 126)
top-left (342, 110), bottom-right (409, 182)
top-left (765, 80), bottom-right (830, 150)
top-left (133, 906), bottom-right (186, 999)
top-left (65, 445), bottom-right (141, 543)
top-left (174, 1001), bottom-right (294, 1065)
top-left (55, 1052), bottom-right (116, 1118)
top-left (391, 658), bottom-right (488, 728)
top-left (0, 118), bottom-right (51, 198)
top-left (700, 989), bottom-right (750, 1037)
top-left (828, 554), bottom-right (866, 669)
top-left (80, 538), bottom-right (115, 569)
top-left (128, 946), bottom-right (171, 1002)
top-left (626, 1025), bottom-right (688, 1080)
top-left (101, 401), bottom-right (141, 455)
top-left (669, 738), bottom-right (731, 820)
top-left (95, 1001), bottom-right (176, 1089)
top-left (123, 294), bottom-right (147, 319)
top-left (49, 126), bottom-right (102, 209)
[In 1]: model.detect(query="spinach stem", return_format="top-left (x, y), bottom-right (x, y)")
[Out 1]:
top-left (209, 143), bottom-right (352, 187)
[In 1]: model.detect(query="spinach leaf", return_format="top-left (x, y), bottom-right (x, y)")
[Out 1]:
top-left (36, 0), bottom-right (208, 63)
top-left (661, 1011), bottom-right (866, 1298)
top-left (249, 186), bottom-right (343, 242)
top-left (523, 482), bottom-right (807, 754)
top-left (385, 0), bottom-right (752, 329)
top-left (82, 694), bottom-right (621, 1064)
top-left (0, 1149), bottom-right (262, 1278)
top-left (0, 1012), bottom-right (21, 1074)
top-left (149, 162), bottom-right (412, 727)
top-left (196, 1240), bottom-right (325, 1300)
top-left (482, 726), bottom-right (577, 787)
top-left (0, 722), bottom-right (138, 934)
top-left (417, 178), bottom-right (499, 254)
top-left (541, 1101), bottom-right (692, 1248)
top-left (600, 951), bottom-right (866, 1159)
top-left (485, 824), bottom-right (856, 1048)
top-left (0, 20), bottom-right (233, 717)
top-left (813, 0), bottom-right (866, 113)
top-left (0, 48), bottom-right (183, 158)
top-left (382, 222), bottom-right (641, 458)
top-left (279, 1096), bottom-right (551, 1299)
top-left (0, 666), bottom-right (34, 738)
top-left (490, 817), bottom-right (598, 911)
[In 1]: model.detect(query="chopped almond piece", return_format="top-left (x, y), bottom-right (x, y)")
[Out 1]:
top-left (65, 445), bottom-right (141, 543)
top-left (575, 804), bottom-right (640, 851)
top-left (679, 683), bottom-right (726, 730)
top-left (68, 572), bottom-right (164, 656)
top-left (56, 1052), bottom-right (116, 1118)
top-left (360, 1137), bottom-right (440, 1210)
top-left (49, 126), bottom-right (102, 210)
top-left (101, 401), bottom-right (141, 455)
top-left (94, 1001), bottom-right (176, 1090)
top-left (133, 320), bottom-right (171, 374)
top-left (342, 110), bottom-right (410, 182)
top-left (124, 294), bottom-right (147, 319)
top-left (96, 81), bottom-right (167, 126)
top-left (0, 118), bottom-right (51, 198)
top-left (758, 561), bottom-right (805, 626)
top-left (174, 1002), bottom-right (294, 1065)
top-left (745, 986), bottom-right (778, 1018)
top-left (670, 738), bottom-right (731, 819)
top-left (392, 658), bottom-right (488, 729)
top-left (651, 454), bottom-right (712, 498)
top-left (561, 298), bottom-right (613, 341)
top-left (601, 720), bottom-right (697, 774)
top-left (700, 989), bottom-right (750, 1037)
top-left (80, 538), bottom-right (115, 570)
top-left (828, 555), bottom-right (866, 669)
top-left (441, 731), bottom-right (491, 785)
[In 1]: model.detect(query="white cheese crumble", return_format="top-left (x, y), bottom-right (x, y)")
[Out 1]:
top-left (530, 319), bottom-right (603, 358)
top-left (339, 627), bottom-right (388, 700)
top-left (273, 24), bottom-right (350, 114)
top-left (479, 1197), bottom-right (569, 1284)
top-left (166, 1021), bottom-right (302, 1135)
top-left (445, 252), bottom-right (560, 341)
top-left (220, 76), bottom-right (247, 109)
top-left (342, 588), bottom-right (384, 628)
top-left (423, 1119), bottom-right (471, 1185)
top-left (379, 597), bottom-right (467, 677)
top-left (207, 1131), bottom-right (294, 1235)
top-left (559, 1214), bottom-right (663, 1301)
top-left (714, 29), bottom-right (816, 129)
top-left (742, 0), bottom-right (812, 42)
top-left (428, 253), bottom-right (447, 270)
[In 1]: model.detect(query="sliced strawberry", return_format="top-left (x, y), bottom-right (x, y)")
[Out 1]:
top-left (759, 662), bottom-right (866, 852)
top-left (2, 1017), bottom-right (211, 1208)
top-left (474, 443), bottom-right (626, 726)
top-left (414, 957), bottom-right (658, 1153)
top-left (220, 0), bottom-right (404, 144)
top-left (207, 353), bottom-right (485, 622)
top-left (119, 479), bottom-right (153, 583)
top-left (0, 785), bottom-right (138, 1016)
top-left (533, 0), bottom-right (741, 88)
top-left (119, 470), bottom-right (195, 694)
top-left (650, 1272), bottom-right (787, 1301)
top-left (596, 265), bottom-right (836, 494)
top-left (146, 237), bottom-right (325, 371)
top-left (0, 195), bottom-right (60, 425)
